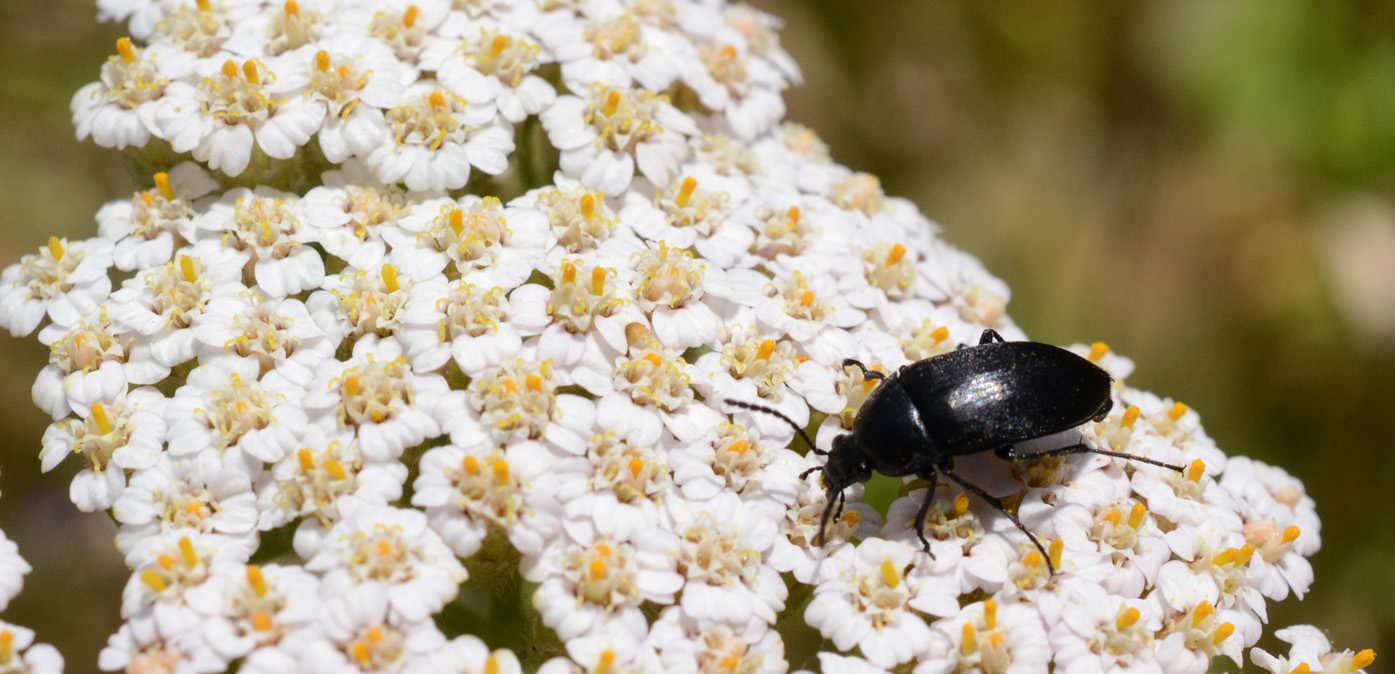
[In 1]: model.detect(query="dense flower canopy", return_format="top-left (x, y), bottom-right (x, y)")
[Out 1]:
top-left (0, 0), bottom-right (1374, 673)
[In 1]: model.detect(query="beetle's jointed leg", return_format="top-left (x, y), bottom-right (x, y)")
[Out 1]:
top-left (912, 472), bottom-right (939, 554)
top-left (939, 462), bottom-right (1056, 575)
top-left (842, 359), bottom-right (885, 381)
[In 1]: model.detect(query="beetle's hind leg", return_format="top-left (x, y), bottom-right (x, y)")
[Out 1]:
top-left (938, 462), bottom-right (1056, 576)
top-left (912, 472), bottom-right (939, 555)
top-left (842, 359), bottom-right (884, 381)
top-left (996, 443), bottom-right (1185, 473)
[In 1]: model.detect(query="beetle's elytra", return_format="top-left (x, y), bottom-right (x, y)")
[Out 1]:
top-left (728, 329), bottom-right (1184, 575)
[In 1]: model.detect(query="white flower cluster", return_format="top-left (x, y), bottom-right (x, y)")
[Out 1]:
top-left (0, 0), bottom-right (1373, 672)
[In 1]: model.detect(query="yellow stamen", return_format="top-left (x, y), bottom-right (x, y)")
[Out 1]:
top-left (245, 565), bottom-right (268, 598)
top-left (463, 456), bottom-right (480, 475)
top-left (196, 0), bottom-right (210, 10)
top-left (1088, 342), bottom-right (1109, 362)
top-left (179, 537), bottom-right (198, 567)
top-left (403, 5), bottom-right (419, 27)
top-left (1116, 607), bottom-right (1140, 629)
top-left (1290, 665), bottom-right (1311, 674)
top-left (603, 91), bottom-right (621, 117)
top-left (1187, 459), bottom-right (1205, 484)
top-left (351, 642), bottom-right (371, 664)
top-left (376, 540), bottom-right (393, 557)
top-left (141, 569), bottom-right (167, 592)
top-left (381, 264), bottom-right (400, 292)
top-left (1022, 552), bottom-right (1043, 568)
top-left (1213, 622), bottom-right (1234, 644)
top-left (1353, 649), bottom-right (1376, 671)
top-left (561, 261), bottom-right (577, 284)
top-left (1049, 538), bottom-right (1063, 570)
top-left (324, 459), bottom-right (347, 480)
top-left (140, 192), bottom-right (154, 207)
top-left (983, 599), bottom-right (997, 630)
top-left (367, 627), bottom-right (383, 644)
top-left (840, 511), bottom-right (861, 527)
top-left (185, 502), bottom-right (206, 518)
top-left (485, 654), bottom-right (500, 674)
top-left (727, 439), bottom-right (749, 454)
top-left (251, 610), bottom-right (273, 632)
top-left (344, 375), bottom-right (360, 397)
top-left (0, 630), bottom-right (12, 662)
top-left (490, 35), bottom-right (509, 57)
top-left (1103, 508), bottom-right (1122, 526)
top-left (501, 378), bottom-right (518, 394)
top-left (787, 206), bottom-right (800, 224)
top-left (47, 237), bottom-right (63, 260)
top-left (885, 243), bottom-right (906, 267)
top-left (157, 554), bottom-right (175, 570)
top-left (592, 266), bottom-right (607, 296)
top-left (1191, 603), bottom-right (1213, 623)
top-left (930, 326), bottom-right (950, 343)
top-left (180, 255), bottom-right (197, 283)
top-left (720, 44), bottom-right (737, 59)
top-left (1213, 548), bottom-right (1238, 566)
top-left (1281, 525), bottom-right (1301, 545)
top-left (799, 290), bottom-right (815, 307)
top-left (449, 208), bottom-right (464, 236)
top-left (285, 0), bottom-right (299, 16)
top-left (525, 374), bottom-right (543, 392)
top-left (589, 559), bottom-right (607, 580)
top-left (1121, 405), bottom-right (1141, 429)
top-left (595, 543), bottom-right (611, 558)
top-left (1167, 402), bottom-right (1188, 421)
top-left (116, 37), bottom-right (136, 63)
top-left (628, 457), bottom-right (645, 478)
top-left (989, 633), bottom-right (1004, 648)
top-left (961, 624), bottom-right (976, 655)
top-left (719, 651), bottom-right (741, 670)
top-left (642, 353), bottom-right (663, 367)
top-left (1237, 543), bottom-right (1255, 565)
top-left (90, 403), bottom-right (112, 435)
top-left (429, 89), bottom-right (446, 110)
top-left (492, 459), bottom-right (510, 484)
top-left (953, 493), bottom-right (969, 518)
top-left (756, 339), bottom-right (776, 360)
top-left (298, 448), bottom-right (315, 472)
top-left (596, 649), bottom-right (615, 674)
top-left (1128, 503), bottom-right (1146, 529)
top-left (880, 559), bottom-right (900, 589)
top-left (221, 59), bottom-right (239, 80)
top-left (676, 176), bottom-right (698, 209)
top-left (580, 193), bottom-right (597, 219)
top-left (242, 60), bottom-right (260, 85)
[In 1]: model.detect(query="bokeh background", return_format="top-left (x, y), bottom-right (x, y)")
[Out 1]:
top-left (1, 0), bottom-right (1391, 669)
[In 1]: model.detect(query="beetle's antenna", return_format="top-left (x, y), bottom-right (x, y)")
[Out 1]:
top-left (813, 490), bottom-right (844, 547)
top-left (723, 399), bottom-right (823, 455)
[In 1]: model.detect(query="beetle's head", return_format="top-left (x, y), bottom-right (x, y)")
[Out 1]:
top-left (808, 433), bottom-right (874, 547)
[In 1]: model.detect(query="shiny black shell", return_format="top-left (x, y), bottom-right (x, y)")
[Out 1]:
top-left (852, 341), bottom-right (1112, 476)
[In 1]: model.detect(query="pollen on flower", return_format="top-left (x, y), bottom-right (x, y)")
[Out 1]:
top-left (307, 50), bottom-right (371, 110)
top-left (675, 518), bottom-right (761, 589)
top-left (564, 539), bottom-right (642, 608)
top-left (467, 358), bottom-right (557, 440)
top-left (585, 84), bottom-right (666, 154)
top-left (708, 423), bottom-right (771, 494)
top-left (198, 371), bottom-right (277, 450)
top-left (832, 172), bottom-right (886, 215)
top-left (330, 265), bottom-right (410, 337)
top-left (535, 188), bottom-right (616, 253)
top-left (720, 334), bottom-right (797, 399)
top-left (198, 59), bottom-right (278, 131)
top-left (153, 2), bottom-right (231, 56)
top-left (588, 432), bottom-right (670, 504)
top-left (439, 282), bottom-right (509, 340)
top-left (60, 401), bottom-right (132, 473)
top-left (657, 176), bottom-right (728, 237)
top-left (265, 0), bottom-right (319, 55)
top-left (97, 37), bottom-right (166, 109)
top-left (369, 4), bottom-right (429, 60)
top-left (632, 241), bottom-right (706, 311)
top-left (424, 199), bottom-right (512, 276)
top-left (17, 237), bottom-right (84, 303)
top-left (228, 194), bottom-right (304, 261)
top-left (862, 241), bottom-right (915, 296)
top-left (752, 204), bottom-right (808, 259)
top-left (548, 259), bottom-right (623, 332)
top-left (337, 357), bottom-right (414, 427)
top-left (613, 335), bottom-right (692, 412)
top-left (276, 444), bottom-right (360, 525)
top-left (903, 320), bottom-right (954, 361)
top-left (585, 14), bottom-right (645, 63)
top-left (386, 88), bottom-right (474, 151)
top-left (462, 28), bottom-right (542, 87)
top-left (49, 309), bottom-right (126, 375)
top-left (851, 556), bottom-right (911, 629)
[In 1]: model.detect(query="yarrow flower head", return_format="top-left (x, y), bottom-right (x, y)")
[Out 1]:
top-left (0, 1), bottom-right (1373, 673)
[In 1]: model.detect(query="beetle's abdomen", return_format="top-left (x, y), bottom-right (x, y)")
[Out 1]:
top-left (899, 342), bottom-right (1112, 453)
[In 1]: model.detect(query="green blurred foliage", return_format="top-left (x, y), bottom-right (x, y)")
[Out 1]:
top-left (1, 0), bottom-right (1393, 670)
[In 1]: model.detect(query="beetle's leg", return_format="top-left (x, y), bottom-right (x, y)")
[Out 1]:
top-left (912, 473), bottom-right (939, 555)
top-left (997, 443), bottom-right (1185, 473)
top-left (799, 465), bottom-right (825, 481)
top-left (979, 329), bottom-right (1005, 345)
top-left (939, 463), bottom-right (1056, 576)
top-left (842, 359), bottom-right (885, 381)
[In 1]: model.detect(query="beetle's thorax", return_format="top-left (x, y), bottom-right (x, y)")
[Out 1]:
top-left (821, 434), bottom-right (873, 495)
top-left (852, 374), bottom-right (940, 477)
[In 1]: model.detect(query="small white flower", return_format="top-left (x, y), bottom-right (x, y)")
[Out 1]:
top-left (0, 531), bottom-right (32, 612)
top-left (526, 533), bottom-right (682, 642)
top-left (275, 36), bottom-right (412, 164)
top-left (183, 562), bottom-right (324, 662)
top-left (194, 293), bottom-right (333, 389)
top-left (41, 387), bottom-right (167, 512)
top-left (387, 195), bottom-right (550, 291)
top-left (0, 236), bottom-right (113, 338)
top-left (919, 599), bottom-right (1050, 674)
top-left (113, 452), bottom-right (260, 567)
top-left (426, 25), bottom-right (557, 123)
top-left (805, 538), bottom-right (935, 669)
top-left (96, 164), bottom-right (220, 272)
top-left (363, 83), bottom-right (514, 192)
top-left (667, 493), bottom-right (786, 625)
top-left (253, 428), bottom-right (407, 542)
top-left (107, 243), bottom-right (246, 369)
top-left (193, 186), bottom-right (325, 298)
top-left (1250, 625), bottom-right (1376, 674)
top-left (301, 166), bottom-right (433, 271)
top-left (646, 606), bottom-right (788, 674)
top-left (164, 355), bottom-right (308, 466)
top-left (542, 83), bottom-right (696, 194)
top-left (396, 278), bottom-right (528, 375)
top-left (72, 37), bottom-right (170, 150)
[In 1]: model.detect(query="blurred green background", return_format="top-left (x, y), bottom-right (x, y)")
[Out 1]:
top-left (1, 0), bottom-right (1392, 669)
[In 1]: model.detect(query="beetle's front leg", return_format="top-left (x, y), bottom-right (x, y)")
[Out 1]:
top-left (842, 358), bottom-right (885, 381)
top-left (912, 472), bottom-right (939, 555)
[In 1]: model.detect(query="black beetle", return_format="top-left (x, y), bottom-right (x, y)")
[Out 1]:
top-left (727, 328), bottom-right (1184, 575)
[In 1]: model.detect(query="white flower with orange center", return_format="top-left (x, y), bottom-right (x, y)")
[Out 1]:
top-left (308, 263), bottom-right (416, 344)
top-left (667, 493), bottom-right (785, 626)
top-left (427, 26), bottom-right (557, 122)
top-left (1049, 499), bottom-right (1170, 599)
top-left (40, 388), bottom-right (167, 512)
top-left (389, 195), bottom-right (551, 290)
top-left (511, 257), bottom-right (644, 368)
top-left (294, 582), bottom-right (449, 672)
top-left (185, 563), bottom-right (324, 663)
top-left (0, 620), bottom-right (62, 674)
top-left (364, 84), bottom-right (514, 192)
top-left (680, 40), bottom-right (787, 141)
top-left (805, 538), bottom-right (936, 669)
top-left (647, 606), bottom-right (789, 674)
top-left (669, 420), bottom-right (802, 517)
top-left (301, 166), bottom-right (429, 271)
top-left (95, 164), bottom-right (219, 272)
top-left (32, 308), bottom-right (163, 420)
top-left (108, 245), bottom-right (245, 368)
top-left (154, 57), bottom-right (326, 177)
top-left (275, 37), bottom-right (409, 164)
top-left (0, 236), bottom-right (114, 339)
top-left (1043, 578), bottom-right (1161, 674)
top-left (455, 356), bottom-right (593, 454)
top-left (71, 36), bottom-right (172, 150)
top-left (306, 501), bottom-right (467, 624)
top-left (558, 431), bottom-right (673, 544)
top-left (164, 355), bottom-right (308, 466)
top-left (919, 598), bottom-right (1051, 674)
top-left (538, 8), bottom-right (684, 93)
top-left (1250, 625), bottom-right (1376, 674)
top-left (624, 241), bottom-right (722, 351)
top-left (303, 335), bottom-right (458, 462)
top-left (112, 452), bottom-right (259, 570)
top-left (1153, 601), bottom-right (1251, 674)
top-left (196, 186), bottom-right (326, 298)
top-left (528, 534), bottom-right (682, 642)
top-left (587, 326), bottom-right (724, 445)
top-left (542, 82), bottom-right (696, 194)
top-left (195, 292), bottom-right (333, 388)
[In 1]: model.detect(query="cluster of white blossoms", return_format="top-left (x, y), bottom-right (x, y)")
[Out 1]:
top-left (0, 0), bottom-right (1377, 672)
